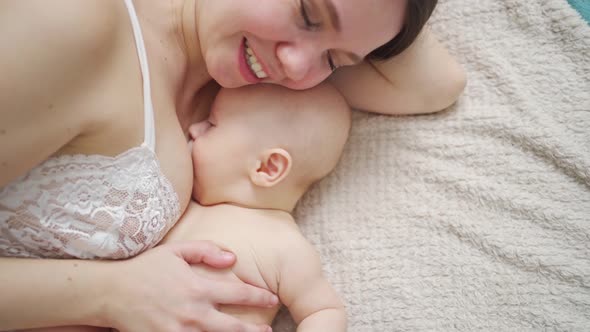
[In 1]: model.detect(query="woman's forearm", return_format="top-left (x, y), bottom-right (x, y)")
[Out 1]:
top-left (0, 257), bottom-right (111, 330)
top-left (330, 28), bottom-right (466, 115)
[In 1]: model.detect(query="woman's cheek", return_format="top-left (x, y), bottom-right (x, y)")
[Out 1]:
top-left (242, 4), bottom-right (299, 40)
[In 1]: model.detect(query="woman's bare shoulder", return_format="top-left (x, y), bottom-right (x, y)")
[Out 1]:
top-left (1, 0), bottom-right (122, 55)
top-left (0, 0), bottom-right (125, 187)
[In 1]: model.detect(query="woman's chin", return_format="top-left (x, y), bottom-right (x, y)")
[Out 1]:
top-left (213, 77), bottom-right (243, 89)
top-left (208, 67), bottom-right (242, 89)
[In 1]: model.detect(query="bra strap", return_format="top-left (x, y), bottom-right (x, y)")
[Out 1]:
top-left (123, 0), bottom-right (156, 151)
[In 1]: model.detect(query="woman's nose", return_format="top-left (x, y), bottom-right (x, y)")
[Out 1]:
top-left (276, 42), bottom-right (318, 82)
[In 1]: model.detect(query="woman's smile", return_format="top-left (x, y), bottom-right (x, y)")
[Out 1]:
top-left (244, 39), bottom-right (269, 79)
top-left (239, 38), bottom-right (270, 84)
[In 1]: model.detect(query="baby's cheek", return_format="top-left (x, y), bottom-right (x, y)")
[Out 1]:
top-left (191, 183), bottom-right (201, 202)
top-left (190, 141), bottom-right (200, 165)
top-left (191, 147), bottom-right (206, 179)
top-left (188, 139), bottom-right (194, 155)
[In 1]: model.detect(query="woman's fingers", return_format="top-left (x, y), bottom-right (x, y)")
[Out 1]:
top-left (210, 279), bottom-right (279, 308)
top-left (202, 310), bottom-right (272, 332)
top-left (172, 241), bottom-right (236, 268)
top-left (109, 242), bottom-right (277, 332)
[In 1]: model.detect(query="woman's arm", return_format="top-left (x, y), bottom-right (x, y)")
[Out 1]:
top-left (0, 242), bottom-right (278, 331)
top-left (0, 257), bottom-right (112, 329)
top-left (329, 28), bottom-right (466, 115)
top-left (0, 4), bottom-right (122, 327)
top-left (0, 0), bottom-right (119, 187)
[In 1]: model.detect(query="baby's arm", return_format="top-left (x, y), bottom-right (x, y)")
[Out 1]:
top-left (278, 236), bottom-right (347, 331)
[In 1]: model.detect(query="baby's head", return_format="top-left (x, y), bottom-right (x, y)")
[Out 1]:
top-left (189, 83), bottom-right (351, 211)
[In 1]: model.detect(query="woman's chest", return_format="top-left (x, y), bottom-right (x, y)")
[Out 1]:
top-left (0, 83), bottom-right (191, 259)
top-left (55, 45), bottom-right (195, 213)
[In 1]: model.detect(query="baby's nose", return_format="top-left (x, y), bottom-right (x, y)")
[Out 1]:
top-left (189, 121), bottom-right (212, 140)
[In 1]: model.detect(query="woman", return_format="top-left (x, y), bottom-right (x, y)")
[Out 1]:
top-left (0, 0), bottom-right (465, 331)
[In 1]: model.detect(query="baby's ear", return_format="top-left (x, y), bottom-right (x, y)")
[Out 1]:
top-left (249, 148), bottom-right (292, 187)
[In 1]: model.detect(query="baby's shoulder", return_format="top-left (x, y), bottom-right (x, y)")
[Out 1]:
top-left (197, 204), bottom-right (302, 247)
top-left (255, 213), bottom-right (317, 264)
top-left (254, 210), bottom-right (302, 242)
top-left (232, 209), bottom-right (305, 254)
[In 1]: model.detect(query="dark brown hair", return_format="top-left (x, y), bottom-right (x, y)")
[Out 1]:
top-left (368, 0), bottom-right (438, 60)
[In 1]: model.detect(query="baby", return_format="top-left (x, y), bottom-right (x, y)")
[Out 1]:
top-left (25, 83), bottom-right (350, 331)
top-left (165, 83), bottom-right (351, 330)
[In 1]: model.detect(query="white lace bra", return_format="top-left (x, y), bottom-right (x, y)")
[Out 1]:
top-left (0, 0), bottom-right (180, 259)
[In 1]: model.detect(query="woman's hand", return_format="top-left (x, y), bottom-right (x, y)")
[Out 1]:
top-left (103, 241), bottom-right (276, 332)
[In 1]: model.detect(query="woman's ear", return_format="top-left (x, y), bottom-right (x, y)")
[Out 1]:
top-left (249, 149), bottom-right (292, 187)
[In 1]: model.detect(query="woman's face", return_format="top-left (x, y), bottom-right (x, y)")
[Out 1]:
top-left (196, 0), bottom-right (406, 90)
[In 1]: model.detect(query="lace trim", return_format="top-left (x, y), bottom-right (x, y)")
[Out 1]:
top-left (0, 145), bottom-right (181, 259)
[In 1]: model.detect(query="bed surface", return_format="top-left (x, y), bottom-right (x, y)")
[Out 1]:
top-left (273, 0), bottom-right (590, 330)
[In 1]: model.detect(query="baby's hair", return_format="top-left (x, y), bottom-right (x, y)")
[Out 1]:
top-left (368, 0), bottom-right (438, 60)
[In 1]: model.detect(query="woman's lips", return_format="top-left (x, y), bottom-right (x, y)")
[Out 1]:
top-left (238, 38), bottom-right (261, 84)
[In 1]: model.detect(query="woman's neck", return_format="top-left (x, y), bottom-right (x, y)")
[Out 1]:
top-left (133, 0), bottom-right (212, 132)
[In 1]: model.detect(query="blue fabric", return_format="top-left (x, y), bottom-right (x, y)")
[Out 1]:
top-left (568, 0), bottom-right (590, 24)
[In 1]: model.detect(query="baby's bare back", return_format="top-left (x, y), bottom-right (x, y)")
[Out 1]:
top-left (161, 202), bottom-right (300, 325)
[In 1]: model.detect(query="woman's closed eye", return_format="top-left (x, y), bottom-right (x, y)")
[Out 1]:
top-left (299, 0), bottom-right (338, 71)
top-left (300, 0), bottom-right (320, 30)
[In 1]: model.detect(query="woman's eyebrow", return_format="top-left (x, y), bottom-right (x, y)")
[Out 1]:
top-left (323, 0), bottom-right (341, 31)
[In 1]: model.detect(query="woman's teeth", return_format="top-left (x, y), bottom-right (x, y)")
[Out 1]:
top-left (245, 42), bottom-right (268, 79)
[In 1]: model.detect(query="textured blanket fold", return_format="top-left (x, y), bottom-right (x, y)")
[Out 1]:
top-left (272, 0), bottom-right (590, 330)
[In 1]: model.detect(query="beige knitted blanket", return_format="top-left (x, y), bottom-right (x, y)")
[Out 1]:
top-left (273, 0), bottom-right (590, 330)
